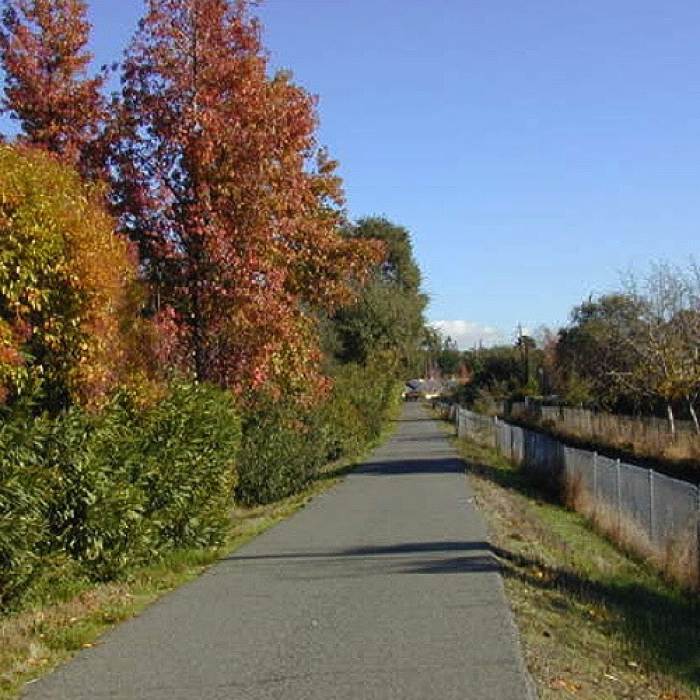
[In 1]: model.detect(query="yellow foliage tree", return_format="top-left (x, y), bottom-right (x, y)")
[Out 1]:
top-left (0, 146), bottom-right (147, 409)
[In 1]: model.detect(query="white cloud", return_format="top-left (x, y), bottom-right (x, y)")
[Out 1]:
top-left (431, 320), bottom-right (507, 350)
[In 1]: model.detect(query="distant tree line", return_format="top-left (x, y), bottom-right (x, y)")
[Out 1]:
top-left (437, 262), bottom-right (700, 435)
top-left (552, 263), bottom-right (700, 434)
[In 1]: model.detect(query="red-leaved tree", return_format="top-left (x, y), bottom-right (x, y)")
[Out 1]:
top-left (0, 0), bottom-right (105, 171)
top-left (111, 0), bottom-right (381, 401)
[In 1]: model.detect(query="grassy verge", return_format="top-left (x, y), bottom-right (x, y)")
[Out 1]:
top-left (444, 421), bottom-right (700, 699)
top-left (0, 434), bottom-right (393, 700)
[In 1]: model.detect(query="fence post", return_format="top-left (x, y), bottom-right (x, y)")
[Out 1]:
top-left (616, 459), bottom-right (622, 535)
top-left (648, 469), bottom-right (656, 546)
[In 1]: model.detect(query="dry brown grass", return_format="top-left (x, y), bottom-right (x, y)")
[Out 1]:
top-left (665, 532), bottom-right (700, 593)
top-left (537, 408), bottom-right (700, 467)
top-left (0, 583), bottom-right (135, 693)
top-left (562, 472), bottom-right (699, 592)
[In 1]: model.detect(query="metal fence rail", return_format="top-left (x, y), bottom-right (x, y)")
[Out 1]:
top-left (437, 402), bottom-right (700, 579)
top-left (509, 402), bottom-right (700, 460)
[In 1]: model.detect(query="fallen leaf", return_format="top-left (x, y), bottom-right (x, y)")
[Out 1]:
top-left (549, 678), bottom-right (582, 693)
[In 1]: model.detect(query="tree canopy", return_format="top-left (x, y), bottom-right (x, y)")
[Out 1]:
top-left (330, 217), bottom-right (427, 373)
top-left (0, 0), bottom-right (105, 171)
top-left (107, 0), bottom-right (382, 401)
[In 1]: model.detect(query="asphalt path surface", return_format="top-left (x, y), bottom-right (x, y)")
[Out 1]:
top-left (24, 402), bottom-right (535, 699)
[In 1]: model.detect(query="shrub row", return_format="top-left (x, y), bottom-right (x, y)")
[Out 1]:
top-left (0, 383), bottom-right (240, 610)
top-left (236, 361), bottom-right (401, 505)
top-left (1, 363), bottom-right (401, 611)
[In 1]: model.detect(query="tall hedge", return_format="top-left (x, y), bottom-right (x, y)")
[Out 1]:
top-left (0, 382), bottom-right (240, 610)
top-left (0, 408), bottom-right (53, 607)
top-left (236, 361), bottom-right (401, 506)
top-left (236, 394), bottom-right (327, 506)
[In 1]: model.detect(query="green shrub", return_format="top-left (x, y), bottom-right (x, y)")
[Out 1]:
top-left (236, 395), bottom-right (327, 506)
top-left (0, 406), bottom-right (53, 609)
top-left (45, 402), bottom-right (153, 582)
top-left (137, 383), bottom-right (241, 550)
top-left (0, 382), bottom-right (241, 608)
top-left (321, 361), bottom-right (401, 460)
top-left (319, 369), bottom-right (370, 460)
top-left (236, 362), bottom-right (401, 506)
top-left (47, 383), bottom-right (241, 580)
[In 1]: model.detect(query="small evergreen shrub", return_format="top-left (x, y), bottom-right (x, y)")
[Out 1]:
top-left (236, 395), bottom-right (326, 506)
top-left (137, 383), bottom-right (241, 551)
top-left (45, 402), bottom-right (152, 581)
top-left (0, 406), bottom-right (53, 609)
top-left (237, 362), bottom-right (401, 506)
top-left (321, 361), bottom-right (400, 460)
top-left (0, 382), bottom-right (240, 608)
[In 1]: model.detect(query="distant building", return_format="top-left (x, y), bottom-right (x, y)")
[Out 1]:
top-left (403, 378), bottom-right (445, 400)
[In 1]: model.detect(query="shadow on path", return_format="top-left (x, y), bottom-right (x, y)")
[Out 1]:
top-left (223, 540), bottom-right (501, 578)
top-left (225, 540), bottom-right (493, 562)
top-left (354, 458), bottom-right (465, 476)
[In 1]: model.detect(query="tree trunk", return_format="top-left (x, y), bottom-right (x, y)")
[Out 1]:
top-left (189, 244), bottom-right (206, 383)
top-left (666, 402), bottom-right (676, 439)
top-left (191, 281), bottom-right (206, 382)
top-left (688, 397), bottom-right (700, 435)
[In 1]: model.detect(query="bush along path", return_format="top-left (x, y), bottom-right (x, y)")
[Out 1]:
top-left (1, 438), bottom-right (386, 700)
top-left (0, 376), bottom-right (400, 699)
top-left (21, 402), bottom-right (534, 700)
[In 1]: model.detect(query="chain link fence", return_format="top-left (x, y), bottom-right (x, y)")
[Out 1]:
top-left (509, 402), bottom-right (700, 460)
top-left (438, 403), bottom-right (700, 587)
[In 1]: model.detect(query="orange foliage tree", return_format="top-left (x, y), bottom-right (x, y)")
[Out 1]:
top-left (0, 145), bottom-right (147, 410)
top-left (111, 0), bottom-right (381, 402)
top-left (0, 0), bottom-right (106, 173)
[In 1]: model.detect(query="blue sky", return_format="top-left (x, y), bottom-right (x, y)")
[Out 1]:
top-left (2, 1), bottom-right (699, 347)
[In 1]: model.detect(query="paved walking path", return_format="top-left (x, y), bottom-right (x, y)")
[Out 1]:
top-left (24, 403), bottom-right (535, 699)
